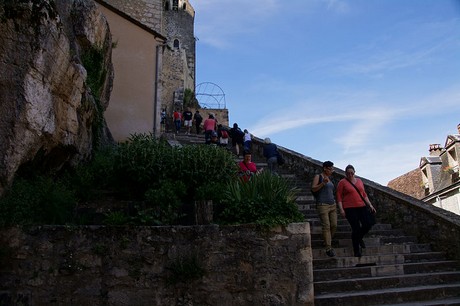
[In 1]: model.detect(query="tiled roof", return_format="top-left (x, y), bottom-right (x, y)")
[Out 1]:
top-left (387, 168), bottom-right (425, 200)
top-left (96, 0), bottom-right (165, 38)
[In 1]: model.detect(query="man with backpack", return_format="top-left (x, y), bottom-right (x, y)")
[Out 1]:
top-left (311, 161), bottom-right (337, 257)
top-left (193, 110), bottom-right (203, 134)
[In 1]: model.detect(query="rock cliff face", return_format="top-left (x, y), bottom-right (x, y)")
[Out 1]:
top-left (0, 0), bottom-right (114, 194)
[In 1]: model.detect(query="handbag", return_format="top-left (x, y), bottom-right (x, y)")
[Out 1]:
top-left (346, 179), bottom-right (376, 226)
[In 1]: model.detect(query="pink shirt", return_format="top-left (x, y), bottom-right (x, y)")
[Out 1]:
top-left (336, 178), bottom-right (367, 209)
top-left (203, 118), bottom-right (216, 131)
top-left (238, 161), bottom-right (257, 182)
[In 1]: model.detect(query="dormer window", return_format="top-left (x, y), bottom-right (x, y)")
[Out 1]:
top-left (447, 147), bottom-right (458, 167)
top-left (421, 167), bottom-right (430, 196)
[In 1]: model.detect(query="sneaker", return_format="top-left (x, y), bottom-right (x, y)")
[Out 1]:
top-left (359, 240), bottom-right (366, 249)
top-left (326, 249), bottom-right (336, 257)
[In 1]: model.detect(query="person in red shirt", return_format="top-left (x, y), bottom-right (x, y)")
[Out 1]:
top-left (203, 114), bottom-right (216, 144)
top-left (337, 164), bottom-right (377, 257)
top-left (238, 151), bottom-right (257, 182)
top-left (172, 109), bottom-right (182, 134)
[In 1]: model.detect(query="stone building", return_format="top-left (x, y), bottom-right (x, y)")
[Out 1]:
top-left (388, 123), bottom-right (460, 215)
top-left (95, 0), bottom-right (196, 141)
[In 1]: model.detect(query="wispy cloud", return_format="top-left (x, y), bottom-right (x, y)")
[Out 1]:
top-left (249, 85), bottom-right (460, 154)
top-left (322, 0), bottom-right (350, 14)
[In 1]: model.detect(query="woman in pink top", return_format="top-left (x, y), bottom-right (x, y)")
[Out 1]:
top-left (337, 164), bottom-right (376, 257)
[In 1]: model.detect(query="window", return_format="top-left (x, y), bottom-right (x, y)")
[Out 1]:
top-left (173, 39), bottom-right (180, 48)
top-left (172, 0), bottom-right (178, 10)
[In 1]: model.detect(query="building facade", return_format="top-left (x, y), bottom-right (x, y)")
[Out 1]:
top-left (388, 124), bottom-right (460, 215)
top-left (95, 0), bottom-right (196, 141)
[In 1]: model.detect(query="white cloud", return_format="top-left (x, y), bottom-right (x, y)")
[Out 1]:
top-left (334, 141), bottom-right (427, 185)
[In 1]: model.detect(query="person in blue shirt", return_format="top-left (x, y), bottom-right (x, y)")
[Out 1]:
top-left (263, 138), bottom-right (279, 174)
top-left (311, 161), bottom-right (337, 257)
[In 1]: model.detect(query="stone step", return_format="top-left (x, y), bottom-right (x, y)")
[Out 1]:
top-left (313, 252), bottom-right (448, 269)
top-left (311, 229), bottom-right (405, 240)
top-left (375, 297), bottom-right (460, 306)
top-left (314, 283), bottom-right (460, 306)
top-left (314, 260), bottom-right (460, 281)
top-left (314, 271), bottom-right (460, 295)
top-left (311, 235), bottom-right (418, 248)
top-left (310, 223), bottom-right (392, 233)
top-left (313, 243), bottom-right (432, 258)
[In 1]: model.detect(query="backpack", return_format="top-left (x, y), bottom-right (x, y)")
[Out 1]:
top-left (221, 130), bottom-right (229, 139)
top-left (311, 174), bottom-right (323, 200)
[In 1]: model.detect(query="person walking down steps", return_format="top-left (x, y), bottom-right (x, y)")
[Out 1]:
top-left (311, 161), bottom-right (337, 257)
top-left (337, 164), bottom-right (377, 257)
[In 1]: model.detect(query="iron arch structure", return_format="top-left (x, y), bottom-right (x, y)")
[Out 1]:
top-left (195, 82), bottom-right (226, 109)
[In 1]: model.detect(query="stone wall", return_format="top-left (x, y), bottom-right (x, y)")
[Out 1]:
top-left (251, 136), bottom-right (460, 262)
top-left (0, 223), bottom-right (313, 306)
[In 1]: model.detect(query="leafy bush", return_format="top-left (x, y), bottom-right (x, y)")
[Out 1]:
top-left (139, 180), bottom-right (187, 225)
top-left (0, 176), bottom-right (76, 226)
top-left (103, 211), bottom-right (129, 225)
top-left (112, 134), bottom-right (238, 200)
top-left (0, 133), bottom-right (304, 228)
top-left (67, 147), bottom-right (117, 201)
top-left (217, 171), bottom-right (304, 228)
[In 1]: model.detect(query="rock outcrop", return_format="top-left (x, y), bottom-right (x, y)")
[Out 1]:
top-left (0, 0), bottom-right (114, 194)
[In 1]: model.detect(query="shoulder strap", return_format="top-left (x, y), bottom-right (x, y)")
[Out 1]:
top-left (346, 179), bottom-right (366, 202)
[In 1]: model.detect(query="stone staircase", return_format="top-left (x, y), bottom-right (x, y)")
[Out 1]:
top-left (289, 171), bottom-right (460, 305)
top-left (172, 133), bottom-right (460, 305)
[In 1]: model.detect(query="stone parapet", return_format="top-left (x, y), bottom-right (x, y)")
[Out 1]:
top-left (251, 136), bottom-right (460, 262)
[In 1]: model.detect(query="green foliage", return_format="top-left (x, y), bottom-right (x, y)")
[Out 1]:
top-left (0, 133), bottom-right (302, 228)
top-left (217, 171), bottom-right (304, 228)
top-left (81, 46), bottom-right (107, 97)
top-left (167, 253), bottom-right (205, 285)
top-left (113, 134), bottom-right (238, 200)
top-left (0, 176), bottom-right (76, 226)
top-left (81, 45), bottom-right (107, 148)
top-left (137, 180), bottom-right (187, 225)
top-left (67, 147), bottom-right (116, 201)
top-left (183, 88), bottom-right (200, 109)
top-left (103, 211), bottom-right (129, 225)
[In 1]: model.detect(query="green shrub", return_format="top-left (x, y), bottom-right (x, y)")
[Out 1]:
top-left (112, 134), bottom-right (238, 200)
top-left (138, 180), bottom-right (187, 225)
top-left (103, 211), bottom-right (129, 225)
top-left (0, 176), bottom-right (76, 226)
top-left (217, 171), bottom-right (304, 228)
top-left (67, 147), bottom-right (117, 201)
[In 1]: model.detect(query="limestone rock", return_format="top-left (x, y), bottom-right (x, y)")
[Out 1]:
top-left (0, 0), bottom-right (114, 194)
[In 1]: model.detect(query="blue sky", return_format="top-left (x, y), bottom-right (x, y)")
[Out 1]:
top-left (192, 0), bottom-right (460, 185)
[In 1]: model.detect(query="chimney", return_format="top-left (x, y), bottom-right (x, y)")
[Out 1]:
top-left (429, 144), bottom-right (442, 156)
top-left (457, 123), bottom-right (460, 134)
